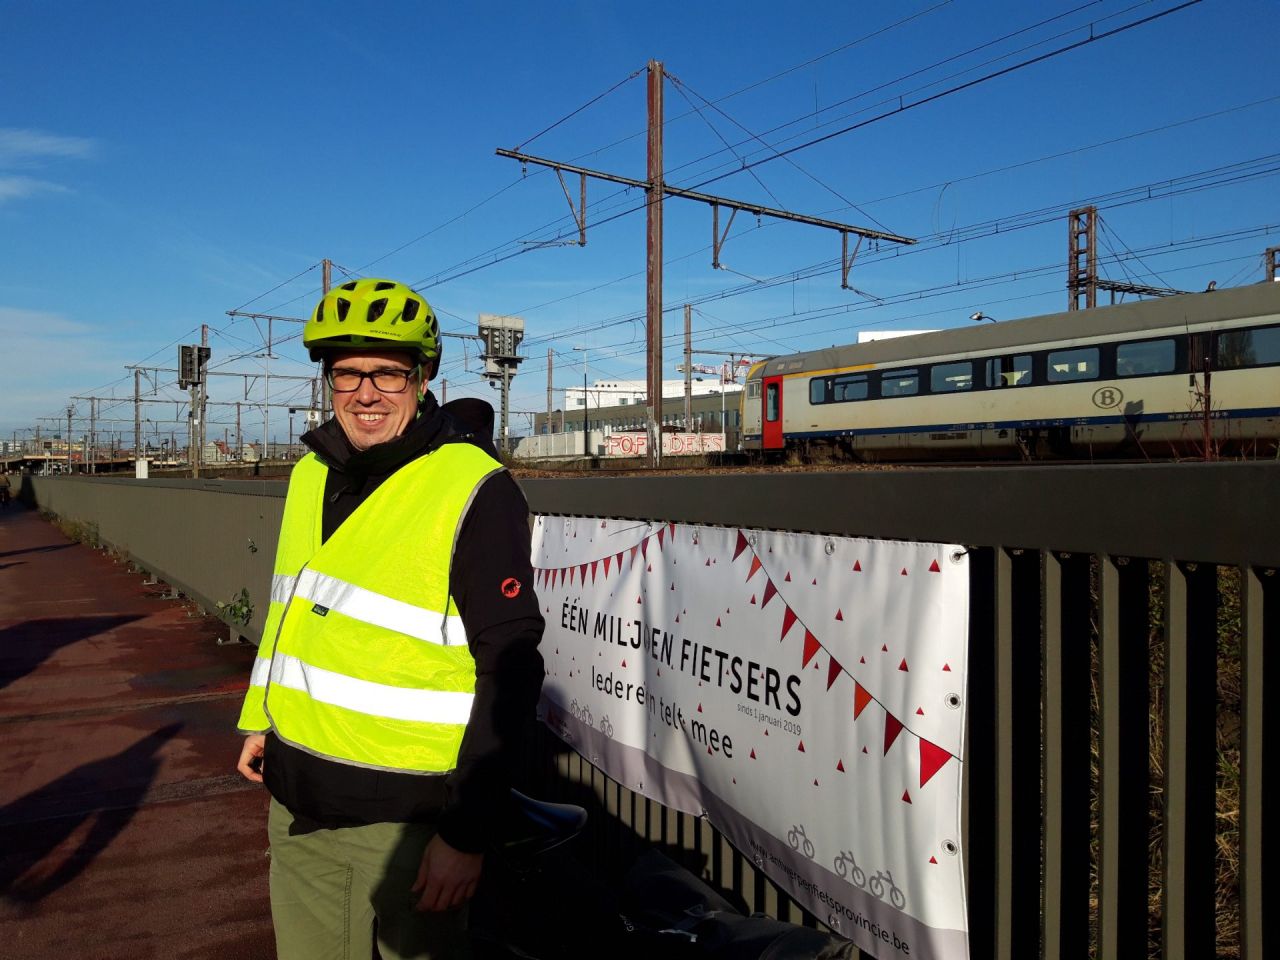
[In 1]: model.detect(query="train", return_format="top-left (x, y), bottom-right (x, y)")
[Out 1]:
top-left (739, 282), bottom-right (1280, 460)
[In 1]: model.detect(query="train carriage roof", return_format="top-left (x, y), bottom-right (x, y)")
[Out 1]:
top-left (756, 283), bottom-right (1280, 377)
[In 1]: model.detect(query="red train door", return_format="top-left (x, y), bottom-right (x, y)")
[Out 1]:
top-left (763, 375), bottom-right (784, 449)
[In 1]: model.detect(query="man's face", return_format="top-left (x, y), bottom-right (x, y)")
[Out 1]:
top-left (329, 350), bottom-right (423, 451)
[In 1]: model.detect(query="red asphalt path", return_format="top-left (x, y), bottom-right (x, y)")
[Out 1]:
top-left (0, 506), bottom-right (275, 959)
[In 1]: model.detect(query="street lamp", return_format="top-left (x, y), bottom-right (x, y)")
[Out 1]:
top-left (970, 311), bottom-right (997, 323)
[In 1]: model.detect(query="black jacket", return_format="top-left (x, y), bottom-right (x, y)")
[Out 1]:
top-left (262, 393), bottom-right (545, 852)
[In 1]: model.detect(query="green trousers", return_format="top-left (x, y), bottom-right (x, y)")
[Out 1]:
top-left (268, 798), bottom-right (471, 960)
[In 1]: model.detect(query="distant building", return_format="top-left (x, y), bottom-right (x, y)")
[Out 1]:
top-left (566, 378), bottom-right (737, 410)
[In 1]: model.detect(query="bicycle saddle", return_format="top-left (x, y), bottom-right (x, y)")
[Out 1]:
top-left (500, 788), bottom-right (588, 860)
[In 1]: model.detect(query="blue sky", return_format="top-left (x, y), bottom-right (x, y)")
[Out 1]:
top-left (2, 0), bottom-right (1276, 443)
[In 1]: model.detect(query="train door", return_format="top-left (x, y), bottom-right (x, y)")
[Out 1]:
top-left (763, 375), bottom-right (784, 450)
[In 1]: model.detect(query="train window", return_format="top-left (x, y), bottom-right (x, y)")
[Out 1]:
top-left (1217, 325), bottom-right (1280, 368)
top-left (984, 355), bottom-right (1032, 388)
top-left (931, 362), bottom-right (973, 393)
top-left (1046, 347), bottom-right (1100, 383)
top-left (809, 378), bottom-right (828, 405)
top-left (833, 373), bottom-right (868, 402)
top-left (880, 369), bottom-right (919, 398)
top-left (747, 381), bottom-right (761, 400)
top-left (766, 383), bottom-right (780, 422)
top-left (1116, 339), bottom-right (1175, 377)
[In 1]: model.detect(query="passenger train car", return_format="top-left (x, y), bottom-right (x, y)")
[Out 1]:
top-left (741, 283), bottom-right (1280, 459)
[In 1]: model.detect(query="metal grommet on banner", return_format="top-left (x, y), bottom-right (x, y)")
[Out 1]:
top-left (824, 540), bottom-right (835, 556)
top-left (827, 914), bottom-right (842, 931)
top-left (945, 693), bottom-right (962, 709)
top-left (950, 548), bottom-right (968, 564)
top-left (748, 533), bottom-right (758, 547)
top-left (942, 839), bottom-right (959, 856)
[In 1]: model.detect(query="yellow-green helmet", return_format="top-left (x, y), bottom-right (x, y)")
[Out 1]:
top-left (305, 279), bottom-right (441, 371)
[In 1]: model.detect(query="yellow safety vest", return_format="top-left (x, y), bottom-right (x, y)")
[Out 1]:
top-left (237, 443), bottom-right (505, 774)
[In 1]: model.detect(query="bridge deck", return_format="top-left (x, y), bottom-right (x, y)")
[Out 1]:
top-left (0, 505), bottom-right (273, 959)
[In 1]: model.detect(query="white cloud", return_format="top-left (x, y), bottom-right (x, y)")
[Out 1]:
top-left (0, 128), bottom-right (97, 166)
top-left (0, 175), bottom-right (67, 204)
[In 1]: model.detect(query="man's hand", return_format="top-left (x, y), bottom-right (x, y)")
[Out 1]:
top-left (236, 734), bottom-right (266, 783)
top-left (411, 834), bottom-right (483, 912)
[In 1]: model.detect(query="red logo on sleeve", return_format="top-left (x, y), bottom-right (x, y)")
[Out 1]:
top-left (501, 578), bottom-right (521, 598)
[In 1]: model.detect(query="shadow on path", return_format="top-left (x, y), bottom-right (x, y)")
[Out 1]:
top-left (0, 543), bottom-right (73, 560)
top-left (0, 615), bottom-right (142, 693)
top-left (0, 723), bottom-right (183, 904)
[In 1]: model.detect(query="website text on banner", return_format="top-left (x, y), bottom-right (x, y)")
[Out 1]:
top-left (531, 517), bottom-right (970, 960)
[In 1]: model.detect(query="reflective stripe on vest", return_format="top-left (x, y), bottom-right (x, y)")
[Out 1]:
top-left (269, 654), bottom-right (475, 725)
top-left (291, 568), bottom-right (467, 647)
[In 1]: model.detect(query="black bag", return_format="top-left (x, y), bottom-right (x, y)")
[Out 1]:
top-left (620, 850), bottom-right (857, 960)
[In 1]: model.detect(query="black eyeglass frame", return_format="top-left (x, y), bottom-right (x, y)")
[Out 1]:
top-left (325, 365), bottom-right (422, 394)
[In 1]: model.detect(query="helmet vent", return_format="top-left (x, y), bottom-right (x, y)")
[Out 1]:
top-left (336, 298), bottom-right (351, 321)
top-left (367, 298), bottom-right (388, 323)
top-left (374, 281), bottom-right (396, 291)
top-left (402, 299), bottom-right (419, 323)
top-left (341, 281), bottom-right (358, 291)
top-left (315, 303), bottom-right (325, 323)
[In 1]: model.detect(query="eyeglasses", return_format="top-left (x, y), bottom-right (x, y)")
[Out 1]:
top-left (326, 366), bottom-right (420, 393)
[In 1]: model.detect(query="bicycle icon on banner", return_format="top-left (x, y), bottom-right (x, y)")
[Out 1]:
top-left (869, 869), bottom-right (906, 910)
top-left (786, 824), bottom-right (815, 860)
top-left (833, 850), bottom-right (866, 888)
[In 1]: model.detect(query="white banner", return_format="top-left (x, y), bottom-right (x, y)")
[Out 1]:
top-left (532, 517), bottom-right (970, 960)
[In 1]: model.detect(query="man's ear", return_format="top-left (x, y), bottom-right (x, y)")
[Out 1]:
top-left (423, 355), bottom-right (440, 381)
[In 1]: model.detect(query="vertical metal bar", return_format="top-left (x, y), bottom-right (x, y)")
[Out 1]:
top-left (1097, 556), bottom-right (1150, 960)
top-left (579, 171), bottom-right (587, 246)
top-left (712, 203), bottom-right (721, 269)
top-left (994, 549), bottom-right (1040, 959)
top-left (645, 59), bottom-right (665, 469)
top-left (1239, 566), bottom-right (1274, 960)
top-left (1162, 561), bottom-right (1218, 958)
top-left (963, 547), bottom-right (996, 959)
top-left (684, 305), bottom-right (693, 430)
top-left (1042, 553), bottom-right (1091, 960)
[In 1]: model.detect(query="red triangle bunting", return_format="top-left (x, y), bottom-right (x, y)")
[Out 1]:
top-left (590, 560), bottom-right (598, 583)
top-left (853, 682), bottom-right (872, 719)
top-left (836, 759), bottom-right (845, 772)
top-left (826, 656), bottom-right (843, 690)
top-left (579, 564), bottom-right (588, 584)
top-left (641, 538), bottom-right (649, 559)
top-left (780, 607), bottom-right (798, 640)
top-left (797, 740), bottom-right (805, 752)
top-left (603, 556), bottom-right (611, 577)
top-left (761, 580), bottom-right (779, 608)
top-left (835, 609), bottom-right (844, 621)
top-left (929, 559), bottom-right (941, 573)
top-left (733, 531), bottom-right (750, 561)
top-left (884, 713), bottom-right (904, 754)
top-left (919, 738), bottom-right (953, 788)
top-left (747, 555), bottom-right (763, 581)
top-left (902, 790), bottom-right (912, 804)
top-left (899, 658), bottom-right (909, 672)
top-left (784, 572), bottom-right (791, 582)
top-left (802, 631), bottom-right (820, 667)
top-left (853, 560), bottom-right (862, 572)
top-left (657, 528), bottom-right (666, 548)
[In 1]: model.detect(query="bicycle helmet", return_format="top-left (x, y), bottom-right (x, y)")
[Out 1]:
top-left (304, 279), bottom-right (441, 374)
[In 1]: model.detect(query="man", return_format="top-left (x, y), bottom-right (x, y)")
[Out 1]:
top-left (235, 278), bottom-right (544, 959)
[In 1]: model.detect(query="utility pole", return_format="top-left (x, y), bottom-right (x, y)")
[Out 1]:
top-left (496, 61), bottom-right (914, 468)
top-left (235, 402), bottom-right (242, 459)
top-left (66, 406), bottom-right (73, 472)
top-left (646, 60), bottom-right (665, 467)
top-left (683, 304), bottom-right (692, 430)
top-left (1069, 206), bottom-right (1188, 309)
top-left (321, 258), bottom-right (333, 421)
top-left (88, 398), bottom-right (97, 475)
top-left (440, 379), bottom-right (447, 404)
top-left (1267, 246), bottom-right (1279, 282)
top-left (546, 348), bottom-right (553, 434)
top-left (200, 323), bottom-right (209, 471)
top-left (134, 369), bottom-right (141, 463)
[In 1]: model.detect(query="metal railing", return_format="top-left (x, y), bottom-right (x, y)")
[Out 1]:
top-left (23, 463), bottom-right (1276, 959)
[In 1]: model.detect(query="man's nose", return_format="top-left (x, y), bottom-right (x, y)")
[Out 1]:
top-left (354, 376), bottom-right (383, 404)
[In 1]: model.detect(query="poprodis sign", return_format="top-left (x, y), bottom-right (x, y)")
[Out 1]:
top-left (532, 518), bottom-right (970, 960)
top-left (603, 432), bottom-right (725, 457)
